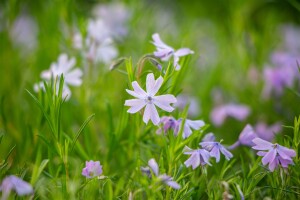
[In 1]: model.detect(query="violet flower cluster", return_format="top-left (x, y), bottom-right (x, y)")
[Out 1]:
top-left (184, 133), bottom-right (233, 169)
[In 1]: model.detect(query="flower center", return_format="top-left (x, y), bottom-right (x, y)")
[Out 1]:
top-left (146, 96), bottom-right (153, 104)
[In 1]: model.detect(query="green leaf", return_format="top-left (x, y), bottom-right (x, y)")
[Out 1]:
top-left (71, 113), bottom-right (95, 152)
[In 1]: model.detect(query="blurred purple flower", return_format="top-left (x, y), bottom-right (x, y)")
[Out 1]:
top-left (9, 14), bottom-right (38, 52)
top-left (183, 146), bottom-right (211, 169)
top-left (255, 122), bottom-right (282, 142)
top-left (202, 133), bottom-right (216, 142)
top-left (175, 119), bottom-right (205, 138)
top-left (143, 158), bottom-right (181, 190)
top-left (156, 116), bottom-right (179, 134)
top-left (210, 104), bottom-right (250, 126)
top-left (0, 175), bottom-right (33, 199)
top-left (124, 73), bottom-right (177, 125)
top-left (82, 160), bottom-right (103, 178)
top-left (34, 54), bottom-right (83, 100)
top-left (173, 94), bottom-right (200, 117)
top-left (200, 141), bottom-right (233, 162)
top-left (252, 138), bottom-right (296, 172)
top-left (92, 2), bottom-right (131, 38)
top-left (152, 33), bottom-right (194, 70)
top-left (228, 124), bottom-right (257, 150)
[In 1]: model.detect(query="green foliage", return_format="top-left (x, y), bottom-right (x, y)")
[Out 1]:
top-left (0, 0), bottom-right (300, 199)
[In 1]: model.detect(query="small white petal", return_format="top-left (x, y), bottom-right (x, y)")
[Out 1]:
top-left (125, 99), bottom-right (146, 113)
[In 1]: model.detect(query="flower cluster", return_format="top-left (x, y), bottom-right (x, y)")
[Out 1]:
top-left (184, 133), bottom-right (233, 169)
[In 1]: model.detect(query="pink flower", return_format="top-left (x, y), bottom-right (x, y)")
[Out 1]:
top-left (82, 160), bottom-right (103, 178)
top-left (124, 73), bottom-right (177, 125)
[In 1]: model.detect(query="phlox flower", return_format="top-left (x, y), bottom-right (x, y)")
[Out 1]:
top-left (183, 146), bottom-right (211, 169)
top-left (156, 116), bottom-right (179, 134)
top-left (175, 119), bottom-right (205, 139)
top-left (228, 124), bottom-right (257, 149)
top-left (152, 33), bottom-right (194, 70)
top-left (124, 73), bottom-right (177, 125)
top-left (255, 122), bottom-right (282, 142)
top-left (142, 158), bottom-right (181, 190)
top-left (82, 160), bottom-right (103, 178)
top-left (157, 116), bottom-right (205, 138)
top-left (252, 138), bottom-right (296, 172)
top-left (173, 94), bottom-right (200, 117)
top-left (210, 103), bottom-right (250, 126)
top-left (34, 54), bottom-right (83, 100)
top-left (200, 139), bottom-right (233, 163)
top-left (0, 175), bottom-right (33, 200)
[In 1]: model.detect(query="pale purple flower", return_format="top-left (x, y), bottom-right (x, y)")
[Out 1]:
top-left (0, 175), bottom-right (33, 199)
top-left (35, 54), bottom-right (83, 100)
top-left (175, 119), bottom-right (205, 138)
top-left (124, 73), bottom-right (177, 125)
top-left (173, 94), bottom-right (200, 117)
top-left (9, 14), bottom-right (38, 52)
top-left (82, 160), bottom-right (103, 178)
top-left (228, 124), bottom-right (258, 149)
top-left (144, 158), bottom-right (181, 190)
top-left (202, 132), bottom-right (216, 142)
top-left (210, 104), bottom-right (250, 126)
top-left (252, 138), bottom-right (296, 171)
top-left (183, 146), bottom-right (211, 169)
top-left (152, 33), bottom-right (194, 70)
top-left (92, 2), bottom-right (131, 38)
top-left (200, 141), bottom-right (233, 162)
top-left (255, 122), bottom-right (282, 142)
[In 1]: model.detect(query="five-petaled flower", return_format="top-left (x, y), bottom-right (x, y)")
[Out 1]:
top-left (124, 73), bottom-right (177, 125)
top-left (141, 158), bottom-right (181, 190)
top-left (82, 160), bottom-right (103, 178)
top-left (252, 138), bottom-right (296, 172)
top-left (34, 53), bottom-right (83, 100)
top-left (200, 138), bottom-right (233, 163)
top-left (152, 33), bottom-right (194, 70)
top-left (175, 119), bottom-right (205, 139)
top-left (183, 146), bottom-right (211, 169)
top-left (0, 175), bottom-right (33, 200)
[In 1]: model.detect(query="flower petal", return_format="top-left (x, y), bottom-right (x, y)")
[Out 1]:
top-left (125, 99), bottom-right (146, 113)
top-left (166, 180), bottom-right (181, 190)
top-left (262, 149), bottom-right (276, 165)
top-left (132, 81), bottom-right (147, 97)
top-left (148, 158), bottom-right (159, 176)
top-left (252, 138), bottom-right (273, 150)
top-left (149, 103), bottom-right (160, 125)
top-left (174, 48), bottom-right (194, 57)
